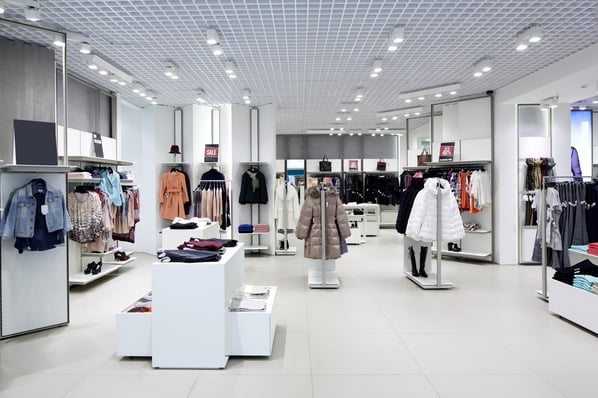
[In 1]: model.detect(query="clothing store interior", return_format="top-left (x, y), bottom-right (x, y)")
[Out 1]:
top-left (2, 2), bottom-right (598, 397)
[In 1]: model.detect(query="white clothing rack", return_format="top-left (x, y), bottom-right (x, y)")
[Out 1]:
top-left (404, 177), bottom-right (453, 290)
top-left (275, 182), bottom-right (296, 255)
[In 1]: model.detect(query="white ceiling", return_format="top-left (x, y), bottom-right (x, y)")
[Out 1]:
top-left (1, 0), bottom-right (598, 134)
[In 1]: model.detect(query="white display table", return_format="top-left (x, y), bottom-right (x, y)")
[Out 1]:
top-left (344, 203), bottom-right (380, 236)
top-left (115, 244), bottom-right (276, 368)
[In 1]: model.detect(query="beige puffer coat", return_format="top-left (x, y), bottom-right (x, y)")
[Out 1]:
top-left (295, 186), bottom-right (351, 259)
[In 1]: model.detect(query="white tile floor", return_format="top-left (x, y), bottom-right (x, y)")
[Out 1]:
top-left (2, 229), bottom-right (598, 397)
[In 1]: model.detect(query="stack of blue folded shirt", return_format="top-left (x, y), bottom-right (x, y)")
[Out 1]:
top-left (238, 224), bottom-right (253, 233)
top-left (572, 274), bottom-right (598, 292)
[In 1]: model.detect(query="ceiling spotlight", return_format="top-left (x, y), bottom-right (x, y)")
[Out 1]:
top-left (79, 42), bottom-right (91, 54)
top-left (387, 37), bottom-right (398, 52)
top-left (592, 100), bottom-right (598, 104)
top-left (53, 35), bottom-right (65, 47)
top-left (389, 25), bottom-right (404, 44)
top-left (212, 44), bottom-right (223, 56)
top-left (405, 99), bottom-right (412, 103)
top-left (224, 60), bottom-right (235, 74)
top-left (376, 128), bottom-right (381, 132)
top-left (449, 91), bottom-right (457, 95)
top-left (353, 108), bottom-right (359, 112)
top-left (340, 127), bottom-right (344, 131)
top-left (196, 89), bottom-right (207, 103)
top-left (435, 93), bottom-right (442, 98)
top-left (392, 116), bottom-right (398, 120)
top-left (371, 133), bottom-right (376, 136)
top-left (118, 80), bottom-right (126, 86)
top-left (241, 89), bottom-right (251, 100)
top-left (86, 60), bottom-right (98, 70)
top-left (98, 69), bottom-right (108, 76)
top-left (25, 6), bottom-right (41, 21)
top-left (132, 83), bottom-right (142, 94)
top-left (330, 127), bottom-right (334, 130)
top-left (527, 25), bottom-right (542, 43)
top-left (229, 73), bottom-right (238, 79)
top-left (138, 89), bottom-right (146, 97)
top-left (109, 73), bottom-right (119, 83)
top-left (372, 59), bottom-right (382, 73)
top-left (341, 108), bottom-right (347, 112)
top-left (151, 100), bottom-right (158, 105)
top-left (337, 133), bottom-right (342, 136)
top-left (145, 91), bottom-right (156, 100)
top-left (335, 117), bottom-right (341, 121)
top-left (164, 65), bottom-right (174, 77)
top-left (355, 87), bottom-right (364, 99)
top-left (358, 132), bottom-right (362, 136)
top-left (370, 72), bottom-right (378, 78)
top-left (418, 96), bottom-right (425, 100)
top-left (414, 112), bottom-right (421, 115)
top-left (479, 59), bottom-right (492, 72)
top-left (206, 28), bottom-right (219, 45)
top-left (381, 117), bottom-right (387, 121)
top-left (347, 117), bottom-right (352, 121)
top-left (349, 132), bottom-right (354, 136)
top-left (0, 2), bottom-right (5, 13)
top-left (579, 106), bottom-right (587, 110)
top-left (329, 133), bottom-right (333, 136)
top-left (404, 114), bottom-right (410, 117)
top-left (516, 36), bottom-right (529, 51)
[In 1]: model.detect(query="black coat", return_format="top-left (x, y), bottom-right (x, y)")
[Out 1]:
top-left (239, 168), bottom-right (268, 204)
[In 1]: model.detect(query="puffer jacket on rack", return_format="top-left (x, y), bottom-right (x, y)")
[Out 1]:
top-left (406, 178), bottom-right (465, 242)
top-left (295, 186), bottom-right (351, 259)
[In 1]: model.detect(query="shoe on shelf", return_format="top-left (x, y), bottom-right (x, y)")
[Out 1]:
top-left (91, 260), bottom-right (102, 275)
top-left (114, 251), bottom-right (130, 261)
top-left (84, 261), bottom-right (95, 274)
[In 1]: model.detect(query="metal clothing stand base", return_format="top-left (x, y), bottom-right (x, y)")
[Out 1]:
top-left (404, 178), bottom-right (453, 290)
top-left (308, 184), bottom-right (339, 289)
top-left (275, 182), bottom-right (297, 256)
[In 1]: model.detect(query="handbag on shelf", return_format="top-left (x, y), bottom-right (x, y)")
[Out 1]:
top-left (319, 155), bottom-right (332, 172)
top-left (376, 158), bottom-right (387, 171)
top-left (417, 149), bottom-right (432, 166)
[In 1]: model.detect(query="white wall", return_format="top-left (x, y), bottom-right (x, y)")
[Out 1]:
top-left (119, 101), bottom-right (175, 253)
top-left (182, 104), bottom-right (213, 187)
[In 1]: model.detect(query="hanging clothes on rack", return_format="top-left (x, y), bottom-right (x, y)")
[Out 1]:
top-left (395, 176), bottom-right (425, 234)
top-left (158, 169), bottom-right (189, 220)
top-left (1, 178), bottom-right (72, 253)
top-left (239, 166), bottom-right (268, 204)
top-left (525, 157), bottom-right (556, 190)
top-left (364, 174), bottom-right (400, 205)
top-left (194, 168), bottom-right (230, 230)
top-left (343, 173), bottom-right (364, 203)
top-left (67, 190), bottom-right (103, 244)
top-left (274, 182), bottom-right (300, 229)
top-left (405, 178), bottom-right (465, 242)
top-left (295, 185), bottom-right (351, 259)
top-left (112, 187), bottom-right (141, 243)
top-left (531, 186), bottom-right (564, 268)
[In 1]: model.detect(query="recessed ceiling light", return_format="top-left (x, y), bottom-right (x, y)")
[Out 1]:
top-left (206, 29), bottom-right (219, 45)
top-left (244, 99), bottom-right (251, 104)
top-left (229, 73), bottom-right (237, 79)
top-left (341, 108), bottom-right (347, 112)
top-left (98, 69), bottom-right (108, 76)
top-left (358, 132), bottom-right (362, 136)
top-left (330, 127), bottom-right (334, 130)
top-left (435, 93), bottom-right (442, 98)
top-left (336, 117), bottom-right (341, 121)
top-left (212, 44), bottom-right (223, 56)
top-left (224, 61), bottom-right (235, 74)
top-left (381, 117), bottom-right (387, 121)
top-left (414, 112), bottom-right (421, 116)
top-left (449, 91), bottom-right (457, 95)
top-left (241, 89), bottom-right (251, 100)
top-left (404, 113), bottom-right (410, 117)
top-left (349, 132), bottom-right (354, 136)
top-left (353, 108), bottom-right (359, 112)
top-left (376, 128), bottom-right (380, 132)
top-left (151, 100), bottom-right (157, 105)
top-left (371, 133), bottom-right (376, 136)
top-left (118, 80), bottom-right (126, 86)
top-left (405, 99), bottom-right (412, 103)
top-left (372, 59), bottom-right (382, 73)
top-left (347, 117), bottom-right (352, 121)
top-left (592, 100), bottom-right (598, 104)
top-left (340, 127), bottom-right (344, 131)
top-left (109, 73), bottom-right (119, 83)
top-left (87, 60), bottom-right (98, 70)
top-left (418, 96), bottom-right (425, 100)
top-left (337, 133), bottom-right (342, 136)
top-left (329, 133), bottom-right (333, 136)
top-left (53, 35), bottom-right (64, 47)
top-left (370, 72), bottom-right (378, 78)
top-left (392, 116), bottom-right (398, 120)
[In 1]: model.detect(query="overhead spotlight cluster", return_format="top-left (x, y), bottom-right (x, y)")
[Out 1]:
top-left (377, 106), bottom-right (423, 121)
top-left (540, 96), bottom-right (558, 110)
top-left (131, 82), bottom-right (158, 104)
top-left (515, 24), bottom-right (542, 51)
top-left (241, 88), bottom-right (252, 104)
top-left (206, 28), bottom-right (224, 56)
top-left (397, 83), bottom-right (461, 103)
top-left (0, 0), bottom-right (42, 20)
top-left (163, 63), bottom-right (180, 80)
top-left (473, 59), bottom-right (492, 78)
top-left (195, 88), bottom-right (207, 103)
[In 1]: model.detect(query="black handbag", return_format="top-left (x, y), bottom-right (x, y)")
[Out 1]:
top-left (319, 155), bottom-right (332, 172)
top-left (376, 158), bottom-right (387, 171)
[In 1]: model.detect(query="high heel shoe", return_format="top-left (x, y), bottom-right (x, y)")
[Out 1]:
top-left (84, 261), bottom-right (95, 274)
top-left (91, 260), bottom-right (102, 275)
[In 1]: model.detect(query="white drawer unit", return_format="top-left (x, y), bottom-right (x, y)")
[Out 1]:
top-left (226, 286), bottom-right (277, 356)
top-left (115, 293), bottom-right (152, 357)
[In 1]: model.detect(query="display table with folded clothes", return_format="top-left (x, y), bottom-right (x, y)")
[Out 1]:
top-left (549, 252), bottom-right (598, 334)
top-left (161, 217), bottom-right (219, 249)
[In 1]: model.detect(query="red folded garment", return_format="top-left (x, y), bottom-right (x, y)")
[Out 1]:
top-left (177, 240), bottom-right (224, 251)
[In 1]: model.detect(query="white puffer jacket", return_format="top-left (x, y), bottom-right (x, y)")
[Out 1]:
top-left (405, 178), bottom-right (465, 242)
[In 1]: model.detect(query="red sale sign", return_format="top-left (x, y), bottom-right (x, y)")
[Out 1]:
top-left (204, 144), bottom-right (219, 162)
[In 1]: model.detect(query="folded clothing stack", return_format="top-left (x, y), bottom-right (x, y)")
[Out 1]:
top-left (588, 242), bottom-right (598, 256)
top-left (188, 237), bottom-right (238, 247)
top-left (177, 239), bottom-right (224, 252)
top-left (572, 274), bottom-right (598, 292)
top-left (238, 224), bottom-right (254, 233)
top-left (253, 223), bottom-right (269, 233)
top-left (552, 259), bottom-right (598, 285)
top-left (156, 249), bottom-right (221, 263)
top-left (128, 293), bottom-right (152, 313)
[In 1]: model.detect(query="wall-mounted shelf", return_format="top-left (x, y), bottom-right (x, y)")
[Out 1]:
top-left (432, 248), bottom-right (492, 260)
top-left (69, 261), bottom-right (129, 286)
top-left (0, 164), bottom-right (72, 173)
top-left (464, 229), bottom-right (491, 234)
top-left (61, 156), bottom-right (133, 166)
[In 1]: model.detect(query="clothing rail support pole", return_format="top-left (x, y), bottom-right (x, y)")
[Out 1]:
top-left (436, 179), bottom-right (442, 287)
top-left (540, 177), bottom-right (548, 300)
top-left (320, 185), bottom-right (327, 286)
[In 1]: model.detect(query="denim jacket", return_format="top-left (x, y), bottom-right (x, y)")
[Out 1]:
top-left (1, 179), bottom-right (72, 238)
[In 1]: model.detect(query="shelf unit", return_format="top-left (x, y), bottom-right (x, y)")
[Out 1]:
top-left (237, 161), bottom-right (272, 254)
top-left (65, 155), bottom-right (137, 285)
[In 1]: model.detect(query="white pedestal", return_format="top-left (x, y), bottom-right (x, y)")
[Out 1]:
top-left (308, 259), bottom-right (339, 288)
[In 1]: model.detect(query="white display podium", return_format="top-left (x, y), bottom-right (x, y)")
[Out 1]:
top-left (160, 220), bottom-right (220, 249)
